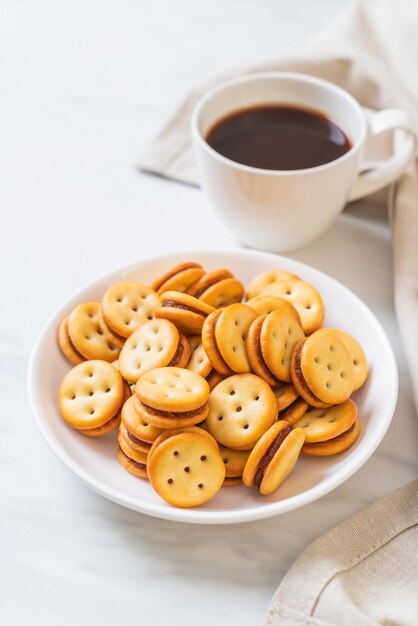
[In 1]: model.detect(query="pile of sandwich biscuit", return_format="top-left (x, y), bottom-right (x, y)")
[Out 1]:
top-left (57, 261), bottom-right (367, 508)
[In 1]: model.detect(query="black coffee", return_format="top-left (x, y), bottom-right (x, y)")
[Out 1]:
top-left (205, 104), bottom-right (352, 170)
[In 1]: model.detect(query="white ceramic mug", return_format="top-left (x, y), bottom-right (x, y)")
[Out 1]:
top-left (191, 72), bottom-right (417, 252)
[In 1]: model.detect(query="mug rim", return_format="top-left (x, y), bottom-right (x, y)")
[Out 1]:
top-left (191, 71), bottom-right (367, 176)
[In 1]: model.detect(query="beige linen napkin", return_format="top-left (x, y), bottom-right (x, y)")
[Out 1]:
top-left (138, 0), bottom-right (418, 411)
top-left (265, 479), bottom-right (418, 625)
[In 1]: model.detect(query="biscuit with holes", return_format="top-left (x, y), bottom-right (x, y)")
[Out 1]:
top-left (296, 329), bottom-right (354, 405)
top-left (273, 384), bottom-right (299, 411)
top-left (102, 281), bottom-right (161, 338)
top-left (78, 380), bottom-right (130, 437)
top-left (290, 340), bottom-right (332, 408)
top-left (262, 279), bottom-right (324, 335)
top-left (242, 420), bottom-right (305, 495)
top-left (117, 445), bottom-right (148, 478)
top-left (201, 309), bottom-right (233, 375)
top-left (154, 291), bottom-right (215, 335)
top-left (57, 317), bottom-right (85, 365)
top-left (147, 430), bottom-right (225, 507)
top-left (189, 269), bottom-right (244, 307)
top-left (279, 397), bottom-right (309, 425)
top-left (215, 303), bottom-right (258, 373)
top-left (293, 400), bottom-right (357, 443)
top-left (59, 360), bottom-right (124, 429)
top-left (261, 309), bottom-right (305, 382)
top-left (218, 445), bottom-right (250, 486)
top-left (206, 374), bottom-right (277, 449)
top-left (246, 270), bottom-right (300, 300)
top-left (246, 295), bottom-right (302, 325)
top-left (325, 328), bottom-right (368, 391)
top-left (97, 307), bottom-right (125, 349)
top-left (147, 425), bottom-right (219, 465)
top-left (118, 319), bottom-right (187, 383)
top-left (302, 416), bottom-right (360, 456)
top-left (67, 302), bottom-right (120, 361)
top-left (121, 395), bottom-right (164, 452)
top-left (151, 262), bottom-right (205, 295)
top-left (187, 336), bottom-right (212, 378)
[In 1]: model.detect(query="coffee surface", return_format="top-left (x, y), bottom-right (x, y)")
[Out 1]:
top-left (206, 105), bottom-right (352, 170)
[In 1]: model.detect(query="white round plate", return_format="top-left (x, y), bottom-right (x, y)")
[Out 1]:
top-left (28, 249), bottom-right (398, 524)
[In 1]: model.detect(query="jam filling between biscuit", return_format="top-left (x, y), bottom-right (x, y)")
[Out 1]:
top-left (255, 334), bottom-right (279, 384)
top-left (281, 397), bottom-right (305, 420)
top-left (168, 340), bottom-right (184, 367)
top-left (119, 446), bottom-right (146, 469)
top-left (213, 314), bottom-right (233, 372)
top-left (254, 424), bottom-right (293, 488)
top-left (161, 300), bottom-right (209, 317)
top-left (139, 401), bottom-right (206, 419)
top-left (293, 342), bottom-right (326, 405)
top-left (64, 322), bottom-right (86, 361)
top-left (126, 429), bottom-right (152, 449)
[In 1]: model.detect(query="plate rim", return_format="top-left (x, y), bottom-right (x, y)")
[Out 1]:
top-left (28, 248), bottom-right (398, 524)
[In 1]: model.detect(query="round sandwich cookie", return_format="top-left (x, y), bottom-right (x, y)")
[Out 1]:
top-left (302, 416), bottom-right (360, 456)
top-left (262, 279), bottom-right (324, 335)
top-left (147, 425), bottom-right (219, 464)
top-left (325, 328), bottom-right (368, 391)
top-left (246, 295), bottom-right (302, 324)
top-left (292, 399), bottom-right (358, 443)
top-left (57, 317), bottom-right (85, 366)
top-left (134, 367), bottom-right (210, 429)
top-left (67, 302), bottom-right (120, 361)
top-left (260, 309), bottom-right (305, 382)
top-left (121, 395), bottom-right (163, 452)
top-left (147, 428), bottom-right (225, 507)
top-left (206, 373), bottom-right (278, 450)
top-left (118, 319), bottom-right (190, 383)
top-left (201, 309), bottom-right (233, 376)
top-left (154, 291), bottom-right (215, 335)
top-left (187, 336), bottom-right (212, 378)
top-left (279, 397), bottom-right (309, 425)
top-left (188, 269), bottom-right (244, 308)
top-left (150, 262), bottom-right (205, 295)
top-left (78, 380), bottom-right (131, 437)
top-left (246, 270), bottom-right (300, 300)
top-left (210, 303), bottom-right (258, 374)
top-left (246, 315), bottom-right (279, 386)
top-left (97, 306), bottom-right (125, 350)
top-left (291, 329), bottom-right (354, 406)
top-left (58, 360), bottom-right (124, 430)
top-left (117, 436), bottom-right (148, 479)
top-left (218, 445), bottom-right (251, 486)
top-left (273, 383), bottom-right (299, 412)
top-left (242, 420), bottom-right (305, 495)
top-left (101, 281), bottom-right (161, 338)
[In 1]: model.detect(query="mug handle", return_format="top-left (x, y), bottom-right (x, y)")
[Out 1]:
top-left (348, 109), bottom-right (417, 202)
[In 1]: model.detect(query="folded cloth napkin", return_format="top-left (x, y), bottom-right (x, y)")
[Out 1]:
top-left (265, 479), bottom-right (418, 625)
top-left (138, 0), bottom-right (418, 412)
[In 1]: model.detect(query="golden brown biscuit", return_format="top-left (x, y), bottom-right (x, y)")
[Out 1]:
top-left (246, 295), bottom-right (302, 325)
top-left (57, 317), bottom-right (85, 366)
top-left (102, 281), bottom-right (160, 338)
top-left (302, 416), bottom-right (360, 456)
top-left (246, 270), bottom-right (300, 300)
top-left (117, 445), bottom-right (148, 478)
top-left (151, 262), bottom-right (205, 295)
top-left (272, 384), bottom-right (299, 412)
top-left (67, 302), bottom-right (120, 361)
top-left (187, 336), bottom-right (213, 378)
top-left (121, 395), bottom-right (163, 451)
top-left (325, 328), bottom-right (368, 391)
top-left (290, 340), bottom-right (332, 408)
top-left (279, 397), bottom-right (309, 425)
top-left (147, 429), bottom-right (225, 507)
top-left (206, 374), bottom-right (278, 449)
top-left (293, 400), bottom-right (358, 443)
top-left (246, 315), bottom-right (279, 386)
top-left (201, 309), bottom-right (233, 375)
top-left (154, 291), bottom-right (215, 335)
top-left (260, 309), bottom-right (305, 382)
top-left (136, 367), bottom-right (210, 412)
top-left (215, 304), bottom-right (258, 373)
top-left (77, 380), bottom-right (131, 437)
top-left (218, 445), bottom-right (251, 486)
top-left (118, 319), bottom-right (184, 383)
top-left (206, 371), bottom-right (227, 390)
top-left (242, 420), bottom-right (305, 495)
top-left (97, 307), bottom-right (125, 349)
top-left (262, 279), bottom-right (324, 335)
top-left (59, 360), bottom-right (124, 429)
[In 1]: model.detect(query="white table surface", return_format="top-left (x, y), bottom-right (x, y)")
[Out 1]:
top-left (1, 1), bottom-right (417, 625)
